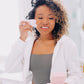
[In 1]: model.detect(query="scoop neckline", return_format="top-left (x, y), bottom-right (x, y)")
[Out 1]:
top-left (31, 53), bottom-right (53, 56)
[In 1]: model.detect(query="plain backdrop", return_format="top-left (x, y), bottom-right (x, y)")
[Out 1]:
top-left (0, 0), bottom-right (32, 57)
top-left (0, 0), bottom-right (19, 56)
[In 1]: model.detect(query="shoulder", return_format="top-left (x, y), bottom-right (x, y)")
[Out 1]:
top-left (59, 35), bottom-right (79, 60)
top-left (59, 35), bottom-right (77, 49)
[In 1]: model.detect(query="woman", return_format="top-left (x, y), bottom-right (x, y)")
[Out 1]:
top-left (5, 0), bottom-right (81, 84)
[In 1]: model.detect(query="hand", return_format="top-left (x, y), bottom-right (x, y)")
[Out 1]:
top-left (19, 21), bottom-right (32, 41)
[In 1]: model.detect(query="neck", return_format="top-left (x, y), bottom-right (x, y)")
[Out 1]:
top-left (39, 34), bottom-right (54, 41)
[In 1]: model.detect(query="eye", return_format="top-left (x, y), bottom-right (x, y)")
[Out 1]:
top-left (49, 17), bottom-right (54, 20)
top-left (38, 17), bottom-right (43, 19)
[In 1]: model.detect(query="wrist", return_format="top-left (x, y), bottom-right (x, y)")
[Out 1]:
top-left (19, 36), bottom-right (27, 42)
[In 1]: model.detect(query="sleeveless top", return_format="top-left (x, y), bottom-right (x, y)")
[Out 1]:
top-left (29, 53), bottom-right (53, 84)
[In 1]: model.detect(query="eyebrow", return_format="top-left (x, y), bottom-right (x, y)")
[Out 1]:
top-left (48, 14), bottom-right (54, 16)
top-left (37, 14), bottom-right (54, 16)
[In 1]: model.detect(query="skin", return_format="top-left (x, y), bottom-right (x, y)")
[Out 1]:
top-left (19, 21), bottom-right (32, 41)
top-left (31, 5), bottom-right (56, 55)
top-left (35, 5), bottom-right (56, 41)
top-left (19, 5), bottom-right (67, 84)
top-left (19, 5), bottom-right (56, 42)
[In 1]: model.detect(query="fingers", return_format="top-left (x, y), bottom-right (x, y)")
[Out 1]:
top-left (19, 21), bottom-right (32, 31)
top-left (19, 21), bottom-right (33, 41)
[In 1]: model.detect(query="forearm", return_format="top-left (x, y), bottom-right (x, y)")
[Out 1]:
top-left (5, 39), bottom-right (26, 72)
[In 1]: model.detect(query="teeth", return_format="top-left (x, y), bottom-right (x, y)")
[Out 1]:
top-left (42, 27), bottom-right (48, 29)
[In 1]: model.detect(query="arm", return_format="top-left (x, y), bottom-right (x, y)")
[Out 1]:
top-left (5, 20), bottom-right (33, 72)
top-left (5, 38), bottom-right (27, 72)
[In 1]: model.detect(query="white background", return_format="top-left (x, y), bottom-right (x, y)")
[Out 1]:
top-left (0, 0), bottom-right (19, 56)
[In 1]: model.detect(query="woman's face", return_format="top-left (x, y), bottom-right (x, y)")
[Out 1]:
top-left (35, 5), bottom-right (55, 36)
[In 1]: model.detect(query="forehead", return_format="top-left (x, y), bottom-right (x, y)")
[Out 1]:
top-left (35, 5), bottom-right (54, 15)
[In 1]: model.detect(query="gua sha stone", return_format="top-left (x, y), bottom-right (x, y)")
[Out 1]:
top-left (24, 19), bottom-right (37, 41)
top-left (24, 19), bottom-right (37, 28)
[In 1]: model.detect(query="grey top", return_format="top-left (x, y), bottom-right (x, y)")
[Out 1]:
top-left (29, 53), bottom-right (53, 84)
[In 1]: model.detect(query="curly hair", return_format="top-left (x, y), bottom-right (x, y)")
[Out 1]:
top-left (26, 0), bottom-right (69, 42)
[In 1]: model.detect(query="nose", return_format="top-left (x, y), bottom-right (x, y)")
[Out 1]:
top-left (42, 18), bottom-right (49, 25)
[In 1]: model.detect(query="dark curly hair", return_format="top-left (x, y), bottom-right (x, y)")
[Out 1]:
top-left (26, 0), bottom-right (68, 42)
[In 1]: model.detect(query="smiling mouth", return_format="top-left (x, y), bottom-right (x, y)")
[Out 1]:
top-left (41, 27), bottom-right (49, 29)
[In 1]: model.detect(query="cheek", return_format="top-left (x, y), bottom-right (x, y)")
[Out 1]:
top-left (36, 20), bottom-right (39, 25)
top-left (36, 20), bottom-right (41, 28)
top-left (50, 21), bottom-right (55, 28)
